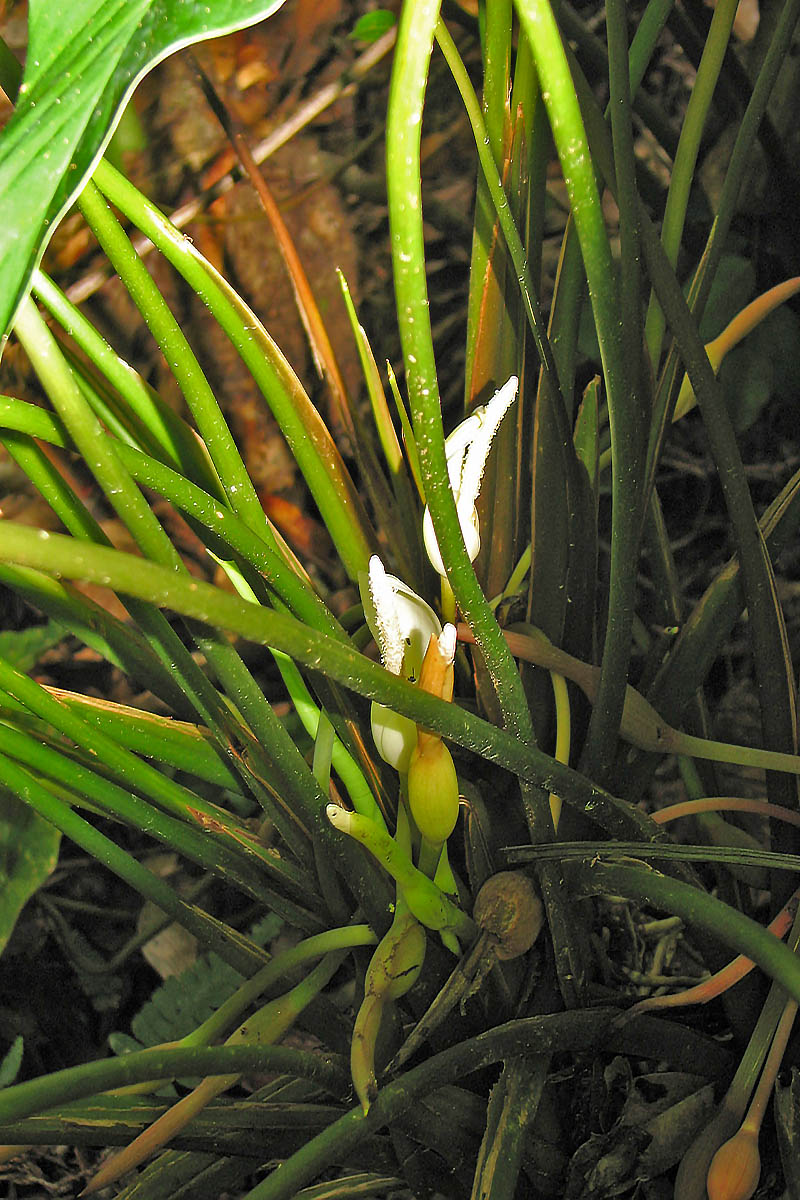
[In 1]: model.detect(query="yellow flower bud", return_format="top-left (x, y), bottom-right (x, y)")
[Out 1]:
top-left (407, 736), bottom-right (460, 844)
top-left (706, 1127), bottom-right (760, 1200)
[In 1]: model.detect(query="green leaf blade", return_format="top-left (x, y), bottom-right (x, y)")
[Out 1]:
top-left (0, 0), bottom-right (287, 340)
top-left (0, 791), bottom-right (61, 956)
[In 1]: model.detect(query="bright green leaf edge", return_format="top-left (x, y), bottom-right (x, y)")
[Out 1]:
top-left (0, 0), bottom-right (287, 341)
top-left (0, 519), bottom-right (674, 848)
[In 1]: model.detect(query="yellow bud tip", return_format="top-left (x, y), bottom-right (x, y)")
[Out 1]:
top-left (417, 631), bottom-right (455, 701)
top-left (706, 1127), bottom-right (760, 1200)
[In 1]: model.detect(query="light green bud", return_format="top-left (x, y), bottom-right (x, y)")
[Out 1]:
top-left (407, 737), bottom-right (460, 844)
top-left (351, 909), bottom-right (426, 1113)
top-left (370, 702), bottom-right (418, 772)
top-left (366, 908), bottom-right (426, 1001)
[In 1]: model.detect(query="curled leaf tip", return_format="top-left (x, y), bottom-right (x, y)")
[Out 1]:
top-left (326, 803), bottom-right (350, 831)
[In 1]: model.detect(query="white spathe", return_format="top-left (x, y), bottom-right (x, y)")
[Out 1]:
top-left (360, 555), bottom-right (442, 772)
top-left (423, 376), bottom-right (518, 576)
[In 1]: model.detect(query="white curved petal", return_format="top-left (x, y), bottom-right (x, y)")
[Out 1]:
top-left (459, 376), bottom-right (518, 512)
top-left (423, 500), bottom-right (480, 578)
top-left (423, 377), bottom-right (516, 577)
top-left (361, 555), bottom-right (441, 679)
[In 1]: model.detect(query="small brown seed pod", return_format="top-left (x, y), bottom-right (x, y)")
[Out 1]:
top-left (473, 870), bottom-right (544, 960)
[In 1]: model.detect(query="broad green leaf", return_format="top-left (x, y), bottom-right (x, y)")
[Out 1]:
top-left (694, 253), bottom-right (755, 342)
top-left (721, 304), bottom-right (800, 433)
top-left (0, 791), bottom-right (60, 956)
top-left (0, 0), bottom-right (287, 342)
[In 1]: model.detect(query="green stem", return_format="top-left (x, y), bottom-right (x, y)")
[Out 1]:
top-left (687, 0), bottom-right (800, 324)
top-left (510, 840), bottom-right (800, 874)
top-left (605, 0), bottom-right (642, 387)
top-left (27, 694), bottom-right (245, 792)
top-left (10, 296), bottom-right (262, 760)
top-left (326, 804), bottom-right (475, 941)
top-left (0, 560), bottom-right (196, 717)
top-left (13, 295), bottom-right (178, 573)
top-left (645, 0), bottom-right (800, 492)
top-left (85, 951), bottom-right (349, 1194)
top-left (646, 467), bottom-right (800, 728)
top-left (90, 157), bottom-right (375, 581)
top-left (215, 556), bottom-right (384, 830)
top-left (569, 860), bottom-right (800, 1005)
top-left (386, 0), bottom-right (536, 787)
top-left (77, 178), bottom-right (274, 542)
top-left (435, 16), bottom-right (564, 411)
top-left (643, 0), bottom-right (739, 365)
top-left (0, 519), bottom-right (673, 844)
top-left (272, 650), bottom-right (385, 828)
top-left (0, 639), bottom-right (313, 873)
top-left (514, 0), bottom-right (641, 779)
top-left (187, 926), bottom-right (377, 1049)
top-left (638, 213), bottom-right (799, 817)
top-left (0, 717), bottom-right (315, 906)
top-left (238, 1008), bottom-right (728, 1199)
top-left (0, 1046), bottom-right (349, 1127)
top-left (32, 269), bottom-right (225, 491)
top-left (0, 753), bottom-right (278, 968)
top-left (0, 391), bottom-right (340, 640)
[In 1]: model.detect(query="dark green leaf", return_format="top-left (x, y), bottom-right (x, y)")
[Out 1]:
top-left (0, 791), bottom-right (60, 956)
top-left (775, 1068), bottom-right (800, 1200)
top-left (0, 1035), bottom-right (23, 1088)
top-left (695, 253), bottom-right (755, 341)
top-left (721, 303), bottom-right (800, 432)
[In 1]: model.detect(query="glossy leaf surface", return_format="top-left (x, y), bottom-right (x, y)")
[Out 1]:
top-left (0, 0), bottom-right (286, 340)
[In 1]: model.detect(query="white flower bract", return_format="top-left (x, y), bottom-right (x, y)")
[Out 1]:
top-left (360, 556), bottom-right (442, 771)
top-left (423, 375), bottom-right (518, 576)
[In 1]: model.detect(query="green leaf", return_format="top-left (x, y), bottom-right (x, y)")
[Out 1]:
top-left (694, 253), bottom-right (755, 342)
top-left (115, 913), bottom-right (282, 1050)
top-left (0, 619), bottom-right (66, 671)
top-left (775, 1068), bottom-right (800, 1198)
top-left (0, 791), bottom-right (60, 956)
top-left (349, 10), bottom-right (396, 43)
top-left (720, 303), bottom-right (800, 433)
top-left (0, 1036), bottom-right (23, 1088)
top-left (0, 0), bottom-right (287, 341)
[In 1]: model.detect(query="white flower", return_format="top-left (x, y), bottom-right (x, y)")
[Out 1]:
top-left (423, 376), bottom-right (518, 576)
top-left (360, 556), bottom-right (442, 771)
